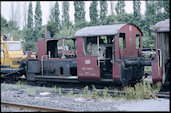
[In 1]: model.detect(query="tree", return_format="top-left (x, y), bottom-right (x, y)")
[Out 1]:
top-left (99, 0), bottom-right (108, 25)
top-left (27, 2), bottom-right (33, 29)
top-left (133, 0), bottom-right (142, 27)
top-left (133, 0), bottom-right (141, 19)
top-left (34, 1), bottom-right (42, 40)
top-left (24, 2), bottom-right (36, 51)
top-left (142, 1), bottom-right (157, 48)
top-left (1, 16), bottom-right (8, 29)
top-left (47, 1), bottom-right (60, 37)
top-left (89, 1), bottom-right (98, 25)
top-left (62, 1), bottom-right (70, 28)
top-left (1, 16), bottom-right (8, 33)
top-left (163, 0), bottom-right (169, 18)
top-left (115, 0), bottom-right (125, 15)
top-left (74, 1), bottom-right (86, 28)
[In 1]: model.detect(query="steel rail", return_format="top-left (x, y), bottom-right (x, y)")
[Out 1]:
top-left (155, 92), bottom-right (170, 98)
top-left (1, 101), bottom-right (75, 112)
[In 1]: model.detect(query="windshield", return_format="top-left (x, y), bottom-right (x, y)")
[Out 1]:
top-left (8, 42), bottom-right (21, 51)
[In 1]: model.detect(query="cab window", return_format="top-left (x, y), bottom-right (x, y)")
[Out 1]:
top-left (135, 34), bottom-right (140, 49)
top-left (8, 43), bottom-right (21, 51)
top-left (119, 33), bottom-right (126, 49)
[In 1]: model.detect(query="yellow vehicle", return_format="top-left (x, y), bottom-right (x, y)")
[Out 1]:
top-left (1, 34), bottom-right (35, 69)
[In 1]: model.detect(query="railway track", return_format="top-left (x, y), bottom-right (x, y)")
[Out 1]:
top-left (1, 101), bottom-right (75, 112)
top-left (155, 92), bottom-right (170, 98)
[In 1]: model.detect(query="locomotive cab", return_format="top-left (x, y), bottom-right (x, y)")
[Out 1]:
top-left (84, 36), bottom-right (114, 79)
top-left (75, 23), bottom-right (147, 86)
top-left (26, 37), bottom-right (78, 82)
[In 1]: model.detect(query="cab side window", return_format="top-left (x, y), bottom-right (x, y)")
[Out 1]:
top-left (119, 33), bottom-right (126, 49)
top-left (135, 34), bottom-right (140, 49)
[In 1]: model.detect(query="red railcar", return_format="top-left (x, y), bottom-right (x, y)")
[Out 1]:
top-left (153, 19), bottom-right (170, 86)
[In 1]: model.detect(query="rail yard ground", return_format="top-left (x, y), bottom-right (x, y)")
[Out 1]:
top-left (1, 82), bottom-right (170, 112)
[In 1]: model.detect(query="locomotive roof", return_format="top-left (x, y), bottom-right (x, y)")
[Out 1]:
top-left (74, 23), bottom-right (142, 37)
top-left (153, 19), bottom-right (170, 32)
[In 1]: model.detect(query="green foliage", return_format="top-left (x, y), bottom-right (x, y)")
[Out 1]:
top-left (99, 0), bottom-right (108, 25)
top-left (34, 2), bottom-right (42, 29)
top-left (133, 0), bottom-right (142, 27)
top-left (142, 32), bottom-right (155, 48)
top-left (7, 20), bottom-right (19, 31)
top-left (23, 28), bottom-right (37, 51)
top-left (62, 1), bottom-right (70, 28)
top-left (74, 1), bottom-right (86, 28)
top-left (133, 0), bottom-right (141, 19)
top-left (47, 21), bottom-right (57, 37)
top-left (1, 16), bottom-right (8, 29)
top-left (34, 1), bottom-right (42, 40)
top-left (115, 0), bottom-right (125, 15)
top-left (123, 81), bottom-right (162, 100)
top-left (53, 85), bottom-right (57, 93)
top-left (54, 24), bottom-right (77, 49)
top-left (89, 1), bottom-right (98, 25)
top-left (27, 2), bottom-right (33, 29)
top-left (47, 2), bottom-right (60, 37)
top-left (56, 25), bottom-right (76, 37)
top-left (57, 87), bottom-right (62, 96)
top-left (26, 89), bottom-right (36, 95)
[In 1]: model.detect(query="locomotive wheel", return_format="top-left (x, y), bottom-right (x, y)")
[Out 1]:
top-left (120, 62), bottom-right (144, 86)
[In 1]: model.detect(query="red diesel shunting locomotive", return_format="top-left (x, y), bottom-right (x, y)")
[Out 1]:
top-left (32, 23), bottom-right (151, 86)
top-left (75, 23), bottom-right (151, 86)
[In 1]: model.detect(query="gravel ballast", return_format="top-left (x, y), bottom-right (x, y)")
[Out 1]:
top-left (1, 83), bottom-right (170, 112)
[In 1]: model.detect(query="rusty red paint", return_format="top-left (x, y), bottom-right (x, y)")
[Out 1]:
top-left (37, 39), bottom-right (46, 59)
top-left (152, 61), bottom-right (162, 82)
top-left (115, 24), bottom-right (143, 60)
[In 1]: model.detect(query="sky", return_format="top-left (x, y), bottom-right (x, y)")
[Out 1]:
top-left (1, 1), bottom-right (145, 29)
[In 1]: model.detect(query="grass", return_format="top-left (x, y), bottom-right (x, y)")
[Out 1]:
top-left (13, 81), bottom-right (27, 90)
top-left (26, 89), bottom-right (36, 95)
top-left (57, 87), bottom-right (62, 96)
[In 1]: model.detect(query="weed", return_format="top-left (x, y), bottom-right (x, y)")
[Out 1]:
top-left (53, 85), bottom-right (57, 93)
top-left (42, 85), bottom-right (47, 92)
top-left (66, 90), bottom-right (73, 97)
top-left (4, 86), bottom-right (8, 91)
top-left (14, 81), bottom-right (27, 90)
top-left (57, 87), bottom-right (62, 96)
top-left (101, 87), bottom-right (109, 98)
top-left (123, 81), bottom-right (161, 100)
top-left (123, 86), bottom-right (135, 100)
top-left (26, 89), bottom-right (36, 95)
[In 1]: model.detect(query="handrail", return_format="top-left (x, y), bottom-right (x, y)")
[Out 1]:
top-left (41, 55), bottom-right (48, 76)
